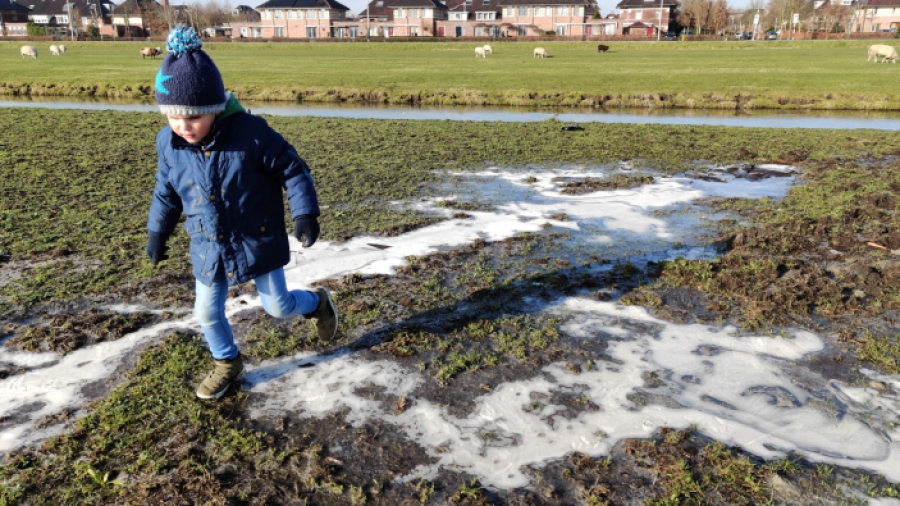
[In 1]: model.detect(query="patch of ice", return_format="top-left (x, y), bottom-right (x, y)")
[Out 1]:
top-left (246, 298), bottom-right (900, 489)
top-left (16, 166), bottom-right (890, 495)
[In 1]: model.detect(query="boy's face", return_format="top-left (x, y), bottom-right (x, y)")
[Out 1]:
top-left (167, 113), bottom-right (216, 144)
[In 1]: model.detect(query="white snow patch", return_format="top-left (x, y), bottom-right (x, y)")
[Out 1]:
top-left (8, 166), bottom-right (898, 492)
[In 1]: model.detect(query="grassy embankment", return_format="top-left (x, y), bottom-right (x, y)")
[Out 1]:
top-left (2, 39), bottom-right (900, 109)
top-left (4, 108), bottom-right (900, 503)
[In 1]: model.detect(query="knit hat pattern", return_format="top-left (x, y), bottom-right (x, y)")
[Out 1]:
top-left (155, 26), bottom-right (228, 115)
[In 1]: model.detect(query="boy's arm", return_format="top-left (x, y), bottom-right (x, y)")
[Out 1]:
top-left (260, 128), bottom-right (321, 220)
top-left (147, 134), bottom-right (183, 239)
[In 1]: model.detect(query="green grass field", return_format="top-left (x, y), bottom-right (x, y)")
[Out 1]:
top-left (2, 39), bottom-right (900, 109)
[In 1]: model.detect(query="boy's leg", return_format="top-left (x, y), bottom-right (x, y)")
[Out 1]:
top-left (254, 268), bottom-right (339, 340)
top-left (195, 273), bottom-right (244, 399)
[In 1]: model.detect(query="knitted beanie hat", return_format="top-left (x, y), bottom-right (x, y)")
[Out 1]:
top-left (155, 26), bottom-right (227, 115)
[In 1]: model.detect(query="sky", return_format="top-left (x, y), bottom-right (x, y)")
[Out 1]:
top-left (4, 162), bottom-right (900, 490)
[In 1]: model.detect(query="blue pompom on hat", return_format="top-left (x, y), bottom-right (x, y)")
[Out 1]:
top-left (155, 26), bottom-right (227, 115)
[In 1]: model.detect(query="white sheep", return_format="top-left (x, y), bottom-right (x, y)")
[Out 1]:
top-left (475, 46), bottom-right (486, 58)
top-left (868, 44), bottom-right (897, 63)
top-left (58, 44), bottom-right (66, 53)
top-left (483, 44), bottom-right (492, 55)
top-left (49, 45), bottom-right (60, 56)
top-left (533, 47), bottom-right (548, 58)
top-left (20, 46), bottom-right (37, 59)
top-left (141, 47), bottom-right (162, 59)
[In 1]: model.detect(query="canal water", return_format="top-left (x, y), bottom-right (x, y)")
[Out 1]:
top-left (4, 96), bottom-right (900, 130)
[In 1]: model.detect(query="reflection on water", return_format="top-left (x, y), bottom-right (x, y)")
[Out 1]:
top-left (2, 95), bottom-right (900, 130)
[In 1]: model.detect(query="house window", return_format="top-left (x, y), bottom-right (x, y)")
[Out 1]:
top-left (576, 6), bottom-right (583, 15)
top-left (58, 15), bottom-right (68, 23)
top-left (411, 8), bottom-right (420, 17)
top-left (873, 23), bottom-right (880, 30)
top-left (411, 25), bottom-right (418, 35)
top-left (555, 24), bottom-right (565, 35)
top-left (310, 10), bottom-right (318, 18)
top-left (537, 6), bottom-right (548, 16)
top-left (466, 0), bottom-right (472, 5)
top-left (275, 26), bottom-right (284, 36)
top-left (252, 27), bottom-right (262, 37)
top-left (307, 26), bottom-right (316, 37)
top-left (517, 24), bottom-right (527, 35)
top-left (350, 26), bottom-right (358, 36)
top-left (287, 10), bottom-right (295, 18)
top-left (476, 11), bottom-right (495, 20)
top-left (274, 9), bottom-right (282, 18)
top-left (474, 26), bottom-right (484, 35)
top-left (450, 12), bottom-right (464, 20)
top-left (483, 0), bottom-right (489, 4)
top-left (556, 6), bottom-right (567, 15)
top-left (634, 9), bottom-right (642, 19)
top-left (518, 6), bottom-right (528, 16)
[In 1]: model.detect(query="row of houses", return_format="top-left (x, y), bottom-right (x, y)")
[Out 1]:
top-left (2, 0), bottom-right (900, 39)
top-left (227, 0), bottom-right (679, 39)
top-left (0, 0), bottom-right (677, 38)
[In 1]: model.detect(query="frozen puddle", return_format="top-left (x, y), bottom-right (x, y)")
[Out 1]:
top-left (3, 165), bottom-right (898, 489)
top-left (246, 300), bottom-right (900, 488)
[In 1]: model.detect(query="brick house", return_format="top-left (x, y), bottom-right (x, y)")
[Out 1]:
top-left (22, 0), bottom-right (111, 37)
top-left (858, 0), bottom-right (900, 32)
top-left (437, 0), bottom-right (501, 37)
top-left (0, 0), bottom-right (30, 37)
top-left (385, 0), bottom-right (445, 36)
top-left (357, 0), bottom-right (392, 37)
top-left (232, 4), bottom-right (260, 22)
top-left (616, 0), bottom-right (677, 35)
top-left (231, 0), bottom-right (351, 39)
top-left (495, 0), bottom-right (593, 36)
top-left (108, 0), bottom-right (167, 37)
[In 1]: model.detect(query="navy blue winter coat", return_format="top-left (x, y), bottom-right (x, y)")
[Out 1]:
top-left (147, 108), bottom-right (320, 286)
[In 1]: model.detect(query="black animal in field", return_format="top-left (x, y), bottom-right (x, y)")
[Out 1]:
top-left (597, 44), bottom-right (610, 52)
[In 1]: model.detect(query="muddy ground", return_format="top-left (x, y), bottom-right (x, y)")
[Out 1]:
top-left (3, 160), bottom-right (900, 504)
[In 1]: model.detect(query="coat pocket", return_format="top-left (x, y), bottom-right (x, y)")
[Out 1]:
top-left (239, 217), bottom-right (287, 270)
top-left (183, 216), bottom-right (204, 238)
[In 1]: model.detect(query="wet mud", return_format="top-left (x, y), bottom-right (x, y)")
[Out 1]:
top-left (4, 160), bottom-right (900, 504)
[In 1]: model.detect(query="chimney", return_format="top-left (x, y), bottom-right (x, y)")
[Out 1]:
top-left (159, 0), bottom-right (168, 7)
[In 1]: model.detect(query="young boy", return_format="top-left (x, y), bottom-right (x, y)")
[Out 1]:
top-left (145, 26), bottom-right (338, 400)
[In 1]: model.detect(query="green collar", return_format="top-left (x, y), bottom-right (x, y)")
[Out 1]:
top-left (216, 93), bottom-right (245, 122)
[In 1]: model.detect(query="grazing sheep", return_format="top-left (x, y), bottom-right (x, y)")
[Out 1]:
top-left (20, 46), bottom-right (37, 59)
top-left (58, 44), bottom-right (66, 53)
top-left (49, 45), bottom-right (60, 56)
top-left (597, 44), bottom-right (610, 52)
top-left (533, 47), bottom-right (547, 58)
top-left (483, 44), bottom-right (493, 55)
top-left (867, 44), bottom-right (897, 63)
top-left (475, 46), bottom-right (486, 58)
top-left (141, 47), bottom-right (162, 59)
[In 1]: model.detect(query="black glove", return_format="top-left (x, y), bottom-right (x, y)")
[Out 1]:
top-left (146, 232), bottom-right (169, 266)
top-left (293, 215), bottom-right (320, 248)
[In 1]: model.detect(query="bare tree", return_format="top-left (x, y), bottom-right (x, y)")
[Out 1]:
top-left (691, 0), bottom-right (712, 33)
top-left (183, 0), bottom-right (231, 30)
top-left (710, 0), bottom-right (729, 33)
top-left (677, 0), bottom-right (698, 32)
top-left (818, 1), bottom-right (852, 32)
top-left (144, 2), bottom-right (177, 34)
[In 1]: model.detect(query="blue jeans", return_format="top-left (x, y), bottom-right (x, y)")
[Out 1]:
top-left (195, 267), bottom-right (320, 360)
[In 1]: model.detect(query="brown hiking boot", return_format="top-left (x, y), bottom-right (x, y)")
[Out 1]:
top-left (308, 287), bottom-right (338, 340)
top-left (196, 353), bottom-right (245, 400)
